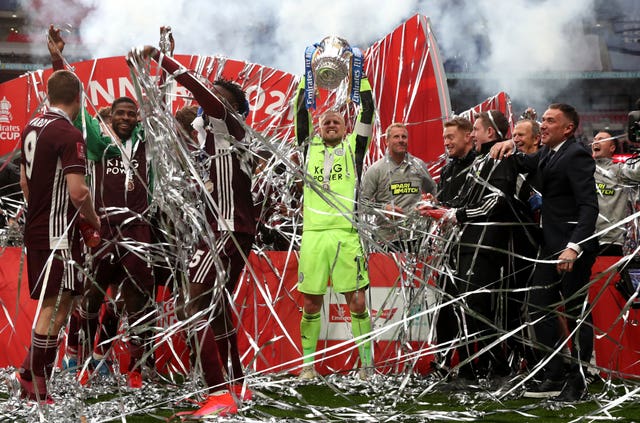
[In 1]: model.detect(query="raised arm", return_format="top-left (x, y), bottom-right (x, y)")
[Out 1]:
top-left (353, 77), bottom-right (374, 179)
top-left (48, 24), bottom-right (65, 70)
top-left (48, 25), bottom-right (114, 161)
top-left (293, 77), bottom-right (313, 149)
top-left (134, 46), bottom-right (245, 141)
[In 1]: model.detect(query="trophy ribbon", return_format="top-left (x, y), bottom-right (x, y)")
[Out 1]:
top-left (304, 45), bottom-right (317, 110)
top-left (350, 47), bottom-right (363, 105)
top-left (159, 26), bottom-right (173, 56)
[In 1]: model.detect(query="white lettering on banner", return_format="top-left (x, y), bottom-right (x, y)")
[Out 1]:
top-left (0, 132), bottom-right (20, 141)
top-left (264, 90), bottom-right (286, 116)
top-left (0, 124), bottom-right (20, 132)
top-left (160, 298), bottom-right (179, 328)
top-left (245, 85), bottom-right (288, 117)
top-left (89, 78), bottom-right (115, 105)
top-left (245, 85), bottom-right (265, 111)
top-left (119, 77), bottom-right (136, 100)
top-left (88, 77), bottom-right (139, 106)
top-left (86, 76), bottom-right (291, 121)
top-left (321, 286), bottom-right (434, 341)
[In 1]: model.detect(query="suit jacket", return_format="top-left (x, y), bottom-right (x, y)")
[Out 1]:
top-left (513, 136), bottom-right (598, 255)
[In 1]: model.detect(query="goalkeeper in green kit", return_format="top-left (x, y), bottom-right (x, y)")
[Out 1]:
top-left (294, 73), bottom-right (375, 380)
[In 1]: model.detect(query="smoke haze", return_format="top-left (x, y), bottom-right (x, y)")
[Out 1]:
top-left (21, 0), bottom-right (604, 111)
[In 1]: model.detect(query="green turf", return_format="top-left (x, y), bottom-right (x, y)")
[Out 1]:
top-left (3, 373), bottom-right (639, 422)
top-left (98, 377), bottom-right (640, 422)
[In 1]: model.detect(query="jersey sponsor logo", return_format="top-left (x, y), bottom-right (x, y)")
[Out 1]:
top-left (390, 182), bottom-right (420, 195)
top-left (596, 182), bottom-right (615, 196)
top-left (311, 163), bottom-right (344, 182)
top-left (105, 157), bottom-right (139, 175)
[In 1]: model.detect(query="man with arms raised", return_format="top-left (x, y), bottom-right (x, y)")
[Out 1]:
top-left (133, 43), bottom-right (256, 416)
top-left (294, 73), bottom-right (375, 380)
top-left (47, 27), bottom-right (155, 389)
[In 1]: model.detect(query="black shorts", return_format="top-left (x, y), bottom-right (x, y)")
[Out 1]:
top-left (92, 223), bottom-right (154, 293)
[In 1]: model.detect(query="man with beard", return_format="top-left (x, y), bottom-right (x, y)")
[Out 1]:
top-left (48, 26), bottom-right (155, 389)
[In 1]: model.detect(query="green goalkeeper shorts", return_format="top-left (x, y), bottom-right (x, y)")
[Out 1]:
top-left (297, 228), bottom-right (369, 295)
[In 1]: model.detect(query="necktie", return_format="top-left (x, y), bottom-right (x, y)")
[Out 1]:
top-left (540, 149), bottom-right (555, 169)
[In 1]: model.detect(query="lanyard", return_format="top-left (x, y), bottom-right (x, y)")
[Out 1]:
top-left (322, 145), bottom-right (335, 190)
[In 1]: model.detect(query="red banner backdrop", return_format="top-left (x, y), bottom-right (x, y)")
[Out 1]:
top-left (0, 14), bottom-right (450, 167)
top-left (460, 91), bottom-right (515, 139)
top-left (589, 257), bottom-right (640, 378)
top-left (234, 252), bottom-right (434, 376)
top-left (0, 247), bottom-right (36, 368)
top-left (0, 249), bottom-right (436, 375)
top-left (2, 249), bottom-right (639, 379)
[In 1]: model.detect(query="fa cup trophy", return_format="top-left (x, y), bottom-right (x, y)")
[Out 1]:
top-left (304, 36), bottom-right (363, 109)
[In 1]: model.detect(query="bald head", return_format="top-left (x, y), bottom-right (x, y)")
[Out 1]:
top-left (319, 111), bottom-right (346, 146)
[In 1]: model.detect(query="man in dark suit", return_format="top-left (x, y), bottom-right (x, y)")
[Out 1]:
top-left (491, 103), bottom-right (598, 402)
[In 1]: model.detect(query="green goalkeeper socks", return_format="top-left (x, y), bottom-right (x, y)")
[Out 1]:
top-left (351, 309), bottom-right (372, 366)
top-left (300, 311), bottom-right (321, 364)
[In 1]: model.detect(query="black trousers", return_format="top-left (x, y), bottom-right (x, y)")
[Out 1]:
top-left (453, 249), bottom-right (511, 379)
top-left (528, 250), bottom-right (596, 381)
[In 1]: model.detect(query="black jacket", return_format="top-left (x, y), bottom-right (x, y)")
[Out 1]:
top-left (449, 141), bottom-right (520, 251)
top-left (437, 148), bottom-right (478, 206)
top-left (512, 136), bottom-right (598, 255)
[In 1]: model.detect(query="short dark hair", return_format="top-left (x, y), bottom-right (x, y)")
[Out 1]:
top-left (175, 105), bottom-right (199, 134)
top-left (595, 130), bottom-right (618, 151)
top-left (96, 106), bottom-right (111, 120)
top-left (475, 110), bottom-right (509, 140)
top-left (47, 70), bottom-right (80, 105)
top-left (111, 96), bottom-right (137, 113)
top-left (444, 116), bottom-right (472, 133)
top-left (214, 79), bottom-right (248, 116)
top-left (549, 103), bottom-right (579, 133)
